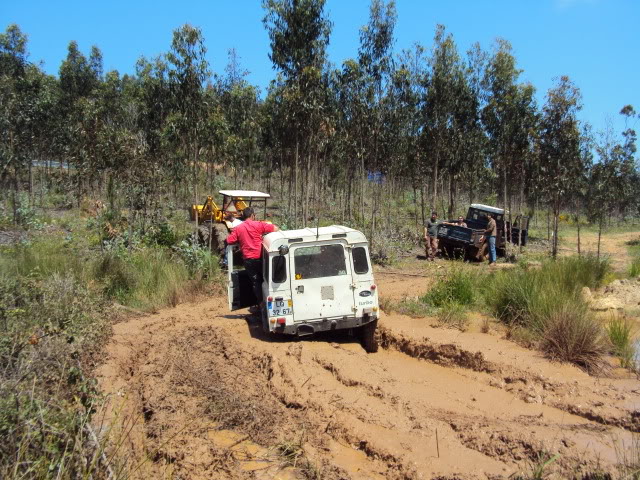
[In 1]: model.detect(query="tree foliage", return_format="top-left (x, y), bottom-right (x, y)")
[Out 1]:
top-left (0, 8), bottom-right (638, 242)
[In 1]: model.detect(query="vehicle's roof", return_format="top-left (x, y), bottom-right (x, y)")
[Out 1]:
top-left (219, 190), bottom-right (270, 198)
top-left (263, 225), bottom-right (366, 250)
top-left (470, 203), bottom-right (505, 215)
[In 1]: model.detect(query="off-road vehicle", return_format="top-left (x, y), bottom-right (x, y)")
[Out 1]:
top-left (437, 204), bottom-right (529, 260)
top-left (227, 226), bottom-right (379, 352)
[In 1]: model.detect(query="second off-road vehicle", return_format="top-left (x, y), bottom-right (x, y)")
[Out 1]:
top-left (437, 204), bottom-right (529, 260)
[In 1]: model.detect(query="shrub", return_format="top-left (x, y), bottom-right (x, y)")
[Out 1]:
top-left (0, 274), bottom-right (105, 479)
top-left (606, 315), bottom-right (636, 369)
top-left (539, 302), bottom-right (609, 374)
top-left (0, 236), bottom-right (88, 281)
top-left (145, 220), bottom-right (179, 247)
top-left (485, 256), bottom-right (612, 372)
top-left (486, 256), bottom-right (611, 328)
top-left (174, 240), bottom-right (221, 280)
top-left (547, 255), bottom-right (610, 291)
top-left (422, 268), bottom-right (476, 307)
top-left (95, 248), bottom-right (191, 311)
top-left (486, 268), bottom-right (540, 328)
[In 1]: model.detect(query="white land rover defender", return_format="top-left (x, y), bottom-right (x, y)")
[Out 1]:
top-left (227, 226), bottom-right (379, 352)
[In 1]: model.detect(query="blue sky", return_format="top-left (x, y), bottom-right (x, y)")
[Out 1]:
top-left (2, 0), bottom-right (638, 135)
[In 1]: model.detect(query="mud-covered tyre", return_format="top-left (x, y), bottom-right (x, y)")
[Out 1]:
top-left (360, 319), bottom-right (378, 353)
top-left (197, 223), bottom-right (211, 245)
top-left (212, 223), bottom-right (228, 255)
top-left (441, 244), bottom-right (454, 259)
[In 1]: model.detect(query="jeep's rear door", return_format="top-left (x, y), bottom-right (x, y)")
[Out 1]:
top-left (289, 242), bottom-right (355, 322)
top-left (351, 244), bottom-right (377, 316)
top-left (227, 245), bottom-right (258, 311)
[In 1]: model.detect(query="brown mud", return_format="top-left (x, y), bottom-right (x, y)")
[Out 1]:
top-left (96, 259), bottom-right (640, 479)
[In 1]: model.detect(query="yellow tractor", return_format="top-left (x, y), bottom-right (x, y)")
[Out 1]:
top-left (190, 190), bottom-right (271, 253)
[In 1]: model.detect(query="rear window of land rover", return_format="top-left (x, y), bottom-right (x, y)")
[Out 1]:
top-left (294, 244), bottom-right (347, 279)
top-left (353, 246), bottom-right (369, 274)
top-left (272, 256), bottom-right (287, 283)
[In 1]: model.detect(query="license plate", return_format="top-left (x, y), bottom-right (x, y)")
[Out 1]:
top-left (268, 300), bottom-right (293, 316)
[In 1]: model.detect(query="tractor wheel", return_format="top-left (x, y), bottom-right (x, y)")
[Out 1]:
top-left (360, 319), bottom-right (379, 353)
top-left (197, 223), bottom-right (211, 246)
top-left (211, 223), bottom-right (229, 255)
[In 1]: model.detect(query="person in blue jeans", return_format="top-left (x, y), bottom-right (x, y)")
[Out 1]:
top-left (482, 213), bottom-right (497, 265)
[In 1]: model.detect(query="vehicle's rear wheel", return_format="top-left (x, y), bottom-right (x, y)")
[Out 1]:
top-left (441, 243), bottom-right (454, 259)
top-left (360, 319), bottom-right (378, 353)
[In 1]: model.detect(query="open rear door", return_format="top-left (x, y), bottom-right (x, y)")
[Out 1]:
top-left (227, 245), bottom-right (258, 311)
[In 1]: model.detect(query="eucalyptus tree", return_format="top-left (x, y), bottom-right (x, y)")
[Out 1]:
top-left (166, 24), bottom-right (211, 204)
top-left (262, 0), bottom-right (332, 226)
top-left (389, 43), bottom-right (427, 223)
top-left (215, 49), bottom-right (261, 188)
top-left (0, 24), bottom-right (30, 220)
top-left (58, 41), bottom-right (104, 202)
top-left (616, 105), bottom-right (638, 219)
top-left (482, 39), bottom-right (538, 215)
top-left (0, 25), bottom-right (57, 220)
top-left (422, 25), bottom-right (466, 213)
top-left (357, 0), bottom-right (396, 242)
top-left (459, 43), bottom-right (489, 206)
top-left (333, 59), bottom-right (367, 222)
top-left (539, 76), bottom-right (584, 258)
top-left (589, 125), bottom-right (621, 257)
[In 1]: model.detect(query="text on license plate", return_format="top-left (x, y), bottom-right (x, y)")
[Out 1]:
top-left (268, 300), bottom-right (293, 316)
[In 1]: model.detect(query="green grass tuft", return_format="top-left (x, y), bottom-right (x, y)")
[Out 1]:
top-left (94, 248), bottom-right (191, 311)
top-left (629, 257), bottom-right (640, 278)
top-left (606, 315), bottom-right (636, 369)
top-left (422, 268), bottom-right (476, 307)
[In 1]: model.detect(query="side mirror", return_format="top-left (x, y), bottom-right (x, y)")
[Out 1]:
top-left (278, 245), bottom-right (289, 256)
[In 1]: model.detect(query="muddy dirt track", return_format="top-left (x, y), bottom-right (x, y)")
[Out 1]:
top-left (96, 263), bottom-right (640, 479)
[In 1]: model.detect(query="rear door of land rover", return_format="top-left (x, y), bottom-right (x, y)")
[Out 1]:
top-left (226, 245), bottom-right (257, 311)
top-left (290, 242), bottom-right (356, 322)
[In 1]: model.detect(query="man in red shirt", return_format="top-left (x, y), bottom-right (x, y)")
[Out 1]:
top-left (226, 207), bottom-right (279, 312)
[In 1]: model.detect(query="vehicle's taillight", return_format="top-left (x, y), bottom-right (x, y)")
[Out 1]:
top-left (370, 284), bottom-right (377, 290)
top-left (277, 317), bottom-right (286, 325)
top-left (267, 296), bottom-right (273, 302)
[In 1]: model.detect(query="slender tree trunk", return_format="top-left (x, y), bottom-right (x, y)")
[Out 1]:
top-left (420, 183), bottom-right (426, 227)
top-left (546, 208), bottom-right (550, 243)
top-left (294, 140), bottom-right (299, 228)
top-left (576, 216), bottom-right (581, 256)
top-left (552, 200), bottom-right (559, 259)
top-left (360, 148), bottom-right (365, 225)
top-left (432, 151), bottom-right (439, 209)
top-left (597, 215), bottom-right (603, 259)
top-left (413, 185), bottom-right (419, 233)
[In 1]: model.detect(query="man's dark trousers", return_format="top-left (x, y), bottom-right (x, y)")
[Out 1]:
top-left (243, 258), bottom-right (263, 305)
